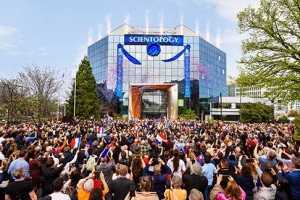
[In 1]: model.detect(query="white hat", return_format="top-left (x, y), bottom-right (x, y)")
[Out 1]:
top-left (83, 179), bottom-right (94, 192)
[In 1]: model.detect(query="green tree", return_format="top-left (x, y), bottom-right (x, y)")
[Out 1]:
top-left (66, 56), bottom-right (100, 119)
top-left (180, 108), bottom-right (196, 120)
top-left (240, 102), bottom-right (274, 123)
top-left (288, 109), bottom-right (300, 118)
top-left (278, 115), bottom-right (288, 123)
top-left (293, 117), bottom-right (300, 141)
top-left (236, 0), bottom-right (300, 101)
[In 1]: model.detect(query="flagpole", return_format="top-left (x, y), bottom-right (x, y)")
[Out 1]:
top-left (74, 69), bottom-right (76, 117)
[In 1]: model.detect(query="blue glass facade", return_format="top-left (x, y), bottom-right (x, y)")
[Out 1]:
top-left (88, 26), bottom-right (226, 115)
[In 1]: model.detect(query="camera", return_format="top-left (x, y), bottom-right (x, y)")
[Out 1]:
top-left (265, 168), bottom-right (272, 173)
top-left (129, 184), bottom-right (136, 197)
top-left (94, 171), bottom-right (100, 180)
top-left (246, 159), bottom-right (254, 163)
top-left (165, 180), bottom-right (171, 189)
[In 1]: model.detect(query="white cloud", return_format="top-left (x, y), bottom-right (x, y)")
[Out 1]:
top-left (0, 25), bottom-right (17, 37)
top-left (193, 0), bottom-right (260, 21)
top-left (0, 25), bottom-right (21, 51)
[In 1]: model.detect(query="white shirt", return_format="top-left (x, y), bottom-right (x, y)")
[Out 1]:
top-left (167, 158), bottom-right (186, 178)
top-left (49, 192), bottom-right (71, 200)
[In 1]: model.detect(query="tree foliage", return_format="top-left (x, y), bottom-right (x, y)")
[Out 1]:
top-left (0, 79), bottom-right (24, 123)
top-left (293, 117), bottom-right (300, 141)
top-left (278, 115), bottom-right (288, 123)
top-left (66, 56), bottom-right (100, 119)
top-left (240, 102), bottom-right (274, 123)
top-left (288, 109), bottom-right (300, 118)
top-left (18, 66), bottom-right (62, 123)
top-left (180, 108), bottom-right (196, 120)
top-left (236, 0), bottom-right (300, 101)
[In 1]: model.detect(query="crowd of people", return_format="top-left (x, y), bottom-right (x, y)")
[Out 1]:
top-left (0, 117), bottom-right (299, 200)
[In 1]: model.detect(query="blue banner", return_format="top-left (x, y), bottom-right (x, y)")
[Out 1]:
top-left (124, 34), bottom-right (183, 46)
top-left (116, 45), bottom-right (123, 97)
top-left (184, 45), bottom-right (191, 98)
top-left (162, 45), bottom-right (188, 62)
top-left (119, 44), bottom-right (141, 65)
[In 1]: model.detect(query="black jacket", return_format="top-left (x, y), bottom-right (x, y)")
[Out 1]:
top-left (183, 167), bottom-right (208, 196)
top-left (109, 177), bottom-right (135, 200)
top-left (41, 161), bottom-right (66, 196)
top-left (217, 168), bottom-right (240, 189)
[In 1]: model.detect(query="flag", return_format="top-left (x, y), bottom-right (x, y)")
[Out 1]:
top-left (100, 142), bottom-right (115, 158)
top-left (147, 125), bottom-right (152, 130)
top-left (167, 122), bottom-right (171, 129)
top-left (179, 147), bottom-right (185, 154)
top-left (70, 137), bottom-right (81, 149)
top-left (156, 134), bottom-right (167, 144)
top-left (196, 154), bottom-right (204, 166)
top-left (97, 127), bottom-right (105, 138)
top-left (97, 127), bottom-right (104, 134)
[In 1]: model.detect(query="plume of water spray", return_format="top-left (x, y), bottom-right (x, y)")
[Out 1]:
top-left (88, 28), bottom-right (94, 46)
top-left (195, 18), bottom-right (200, 36)
top-left (124, 12), bottom-right (130, 24)
top-left (124, 12), bottom-right (130, 33)
top-left (206, 21), bottom-right (210, 42)
top-left (97, 23), bottom-right (103, 40)
top-left (159, 11), bottom-right (164, 35)
top-left (180, 14), bottom-right (184, 35)
top-left (216, 30), bottom-right (221, 48)
top-left (106, 15), bottom-right (111, 35)
top-left (145, 10), bottom-right (149, 34)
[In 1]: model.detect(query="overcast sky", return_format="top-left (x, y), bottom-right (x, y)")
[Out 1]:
top-left (0, 0), bottom-right (260, 82)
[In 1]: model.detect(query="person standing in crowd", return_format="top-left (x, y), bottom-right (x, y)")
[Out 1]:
top-left (76, 143), bottom-right (89, 169)
top-left (143, 157), bottom-right (172, 199)
top-left (48, 177), bottom-right (71, 200)
top-left (202, 152), bottom-right (217, 200)
top-left (217, 158), bottom-right (240, 189)
top-left (109, 164), bottom-right (135, 200)
top-left (278, 157), bottom-right (300, 199)
top-left (130, 155), bottom-right (145, 187)
top-left (254, 172), bottom-right (276, 200)
top-left (5, 168), bottom-right (37, 200)
top-left (182, 162), bottom-right (208, 197)
top-left (124, 176), bottom-right (159, 200)
top-left (254, 143), bottom-right (277, 172)
top-left (210, 175), bottom-right (246, 200)
top-left (238, 165), bottom-right (255, 200)
top-left (41, 156), bottom-right (67, 197)
top-left (164, 175), bottom-right (187, 200)
top-left (167, 150), bottom-right (186, 178)
top-left (8, 149), bottom-right (29, 180)
top-left (96, 156), bottom-right (115, 186)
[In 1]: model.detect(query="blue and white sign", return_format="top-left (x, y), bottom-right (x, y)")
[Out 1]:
top-left (124, 34), bottom-right (183, 46)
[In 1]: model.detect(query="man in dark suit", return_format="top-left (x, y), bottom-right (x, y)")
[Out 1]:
top-left (183, 162), bottom-right (208, 197)
top-left (109, 165), bottom-right (135, 200)
top-left (217, 158), bottom-right (240, 189)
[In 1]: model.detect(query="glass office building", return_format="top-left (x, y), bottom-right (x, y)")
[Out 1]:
top-left (88, 24), bottom-right (226, 118)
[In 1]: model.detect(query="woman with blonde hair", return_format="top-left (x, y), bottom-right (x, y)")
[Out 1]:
top-left (164, 175), bottom-right (187, 200)
top-left (189, 189), bottom-right (204, 200)
top-left (210, 175), bottom-right (246, 200)
top-left (124, 176), bottom-right (159, 200)
top-left (185, 151), bottom-right (196, 169)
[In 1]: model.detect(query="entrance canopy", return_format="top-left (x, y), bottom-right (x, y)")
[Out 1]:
top-left (128, 83), bottom-right (178, 120)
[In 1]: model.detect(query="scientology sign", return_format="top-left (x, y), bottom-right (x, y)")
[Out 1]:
top-left (124, 34), bottom-right (183, 46)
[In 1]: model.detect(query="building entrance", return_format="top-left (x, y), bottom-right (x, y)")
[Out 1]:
top-left (128, 83), bottom-right (178, 119)
top-left (141, 90), bottom-right (167, 119)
